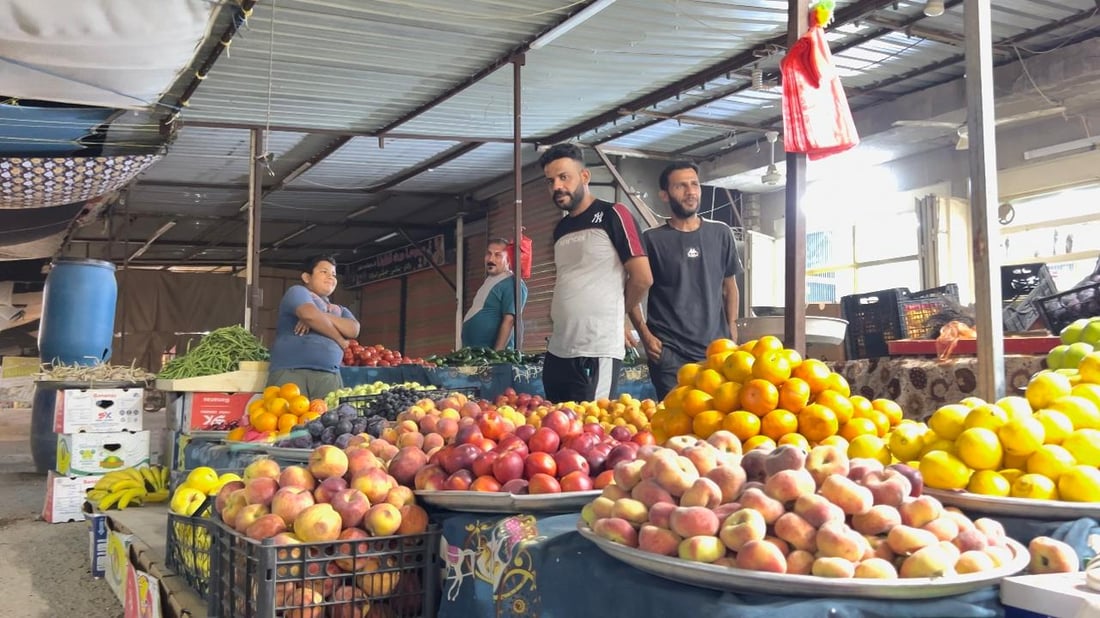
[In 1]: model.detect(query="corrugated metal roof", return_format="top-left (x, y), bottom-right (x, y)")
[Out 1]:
top-left (289, 137), bottom-right (459, 190)
top-left (395, 143), bottom-right (542, 193)
top-left (139, 128), bottom-right (305, 185)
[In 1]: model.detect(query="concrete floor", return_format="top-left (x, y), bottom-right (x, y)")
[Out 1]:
top-left (0, 408), bottom-right (168, 618)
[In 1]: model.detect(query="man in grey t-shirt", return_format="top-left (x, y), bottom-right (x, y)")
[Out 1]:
top-left (628, 161), bottom-right (743, 399)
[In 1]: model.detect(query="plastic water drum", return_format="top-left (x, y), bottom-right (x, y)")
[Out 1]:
top-left (38, 258), bottom-right (118, 366)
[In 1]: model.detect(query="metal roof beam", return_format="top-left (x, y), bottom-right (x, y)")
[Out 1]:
top-left (538, 0), bottom-right (905, 146)
top-left (116, 210), bottom-right (450, 231)
top-left (180, 119), bottom-right (523, 144)
top-left (135, 179), bottom-right (455, 198)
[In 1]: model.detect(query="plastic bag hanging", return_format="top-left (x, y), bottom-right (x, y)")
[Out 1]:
top-left (781, 1), bottom-right (860, 160)
top-left (506, 230), bottom-right (533, 279)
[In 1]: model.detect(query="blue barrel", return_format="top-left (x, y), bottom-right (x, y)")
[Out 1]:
top-left (38, 258), bottom-right (117, 366)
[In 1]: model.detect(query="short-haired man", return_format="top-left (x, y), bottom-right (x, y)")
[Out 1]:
top-left (462, 238), bottom-right (528, 349)
top-left (539, 143), bottom-right (653, 403)
top-left (629, 162), bottom-right (743, 400)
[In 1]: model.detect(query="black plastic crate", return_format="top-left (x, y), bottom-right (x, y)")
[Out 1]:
top-left (211, 519), bottom-right (440, 618)
top-left (841, 288), bottom-right (910, 359)
top-left (1037, 281), bottom-right (1100, 334)
top-left (166, 501), bottom-right (219, 615)
top-left (898, 283), bottom-right (960, 340)
top-left (1003, 264), bottom-right (1057, 333)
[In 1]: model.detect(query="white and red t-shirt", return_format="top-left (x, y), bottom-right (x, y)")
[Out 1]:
top-left (548, 199), bottom-right (646, 359)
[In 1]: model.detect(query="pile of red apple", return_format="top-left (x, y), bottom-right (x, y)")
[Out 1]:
top-left (213, 444), bottom-right (431, 616)
top-left (583, 437), bottom-right (1079, 579)
top-left (342, 341), bottom-right (433, 368)
top-left (389, 406), bottom-right (653, 495)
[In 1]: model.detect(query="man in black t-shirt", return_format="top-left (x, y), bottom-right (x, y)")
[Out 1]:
top-left (539, 144), bottom-right (652, 403)
top-left (628, 161), bottom-right (744, 399)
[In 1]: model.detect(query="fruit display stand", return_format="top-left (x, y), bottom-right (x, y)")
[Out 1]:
top-left (339, 365), bottom-right (430, 389)
top-left (824, 355), bottom-right (1046, 420)
top-left (433, 512), bottom-right (1007, 618)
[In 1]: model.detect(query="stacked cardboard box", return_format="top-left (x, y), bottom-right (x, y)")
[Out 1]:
top-left (43, 387), bottom-right (151, 523)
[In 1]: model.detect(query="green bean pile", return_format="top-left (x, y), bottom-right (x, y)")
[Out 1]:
top-left (156, 325), bottom-right (270, 379)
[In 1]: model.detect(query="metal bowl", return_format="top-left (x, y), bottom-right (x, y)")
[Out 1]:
top-left (736, 316), bottom-right (849, 346)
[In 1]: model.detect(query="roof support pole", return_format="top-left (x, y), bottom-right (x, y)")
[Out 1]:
top-left (455, 214), bottom-right (465, 351)
top-left (512, 55), bottom-right (526, 351)
top-left (245, 128), bottom-right (265, 334)
top-left (965, 0), bottom-right (1006, 399)
top-left (783, 0), bottom-right (809, 354)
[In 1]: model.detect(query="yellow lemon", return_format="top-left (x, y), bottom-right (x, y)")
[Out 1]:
top-left (1057, 464), bottom-right (1100, 502)
top-left (819, 434), bottom-right (850, 451)
top-left (742, 435), bottom-right (777, 452)
top-left (1071, 383), bottom-right (1100, 410)
top-left (995, 396), bottom-right (1035, 421)
top-left (998, 468), bottom-right (1025, 485)
top-left (1025, 371), bottom-right (1073, 411)
top-left (967, 470), bottom-right (1011, 497)
top-left (959, 396), bottom-right (988, 408)
top-left (1047, 395), bottom-right (1100, 430)
top-left (185, 466), bottom-right (220, 494)
top-left (888, 422), bottom-right (929, 462)
top-left (1003, 451), bottom-right (1030, 470)
top-left (1025, 444), bottom-right (1077, 481)
top-left (920, 437), bottom-right (957, 458)
top-left (955, 427), bottom-right (1004, 470)
top-left (1079, 352), bottom-right (1100, 384)
top-left (848, 434), bottom-right (891, 465)
top-left (929, 404), bottom-right (970, 440)
top-left (1032, 408), bottom-right (1075, 445)
top-left (997, 417), bottom-right (1046, 457)
top-left (963, 404), bottom-right (1009, 432)
top-left (920, 450), bottom-right (972, 490)
top-left (1010, 473), bottom-right (1058, 500)
top-left (1061, 428), bottom-right (1100, 466)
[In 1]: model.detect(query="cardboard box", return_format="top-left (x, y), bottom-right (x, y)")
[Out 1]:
top-left (106, 521), bottom-right (135, 604)
top-left (42, 470), bottom-right (103, 523)
top-left (54, 388), bottom-right (144, 433)
top-left (124, 563), bottom-right (161, 618)
top-left (85, 503), bottom-right (109, 578)
top-left (1001, 572), bottom-right (1100, 618)
top-left (168, 391), bottom-right (258, 433)
top-left (57, 430), bottom-right (151, 476)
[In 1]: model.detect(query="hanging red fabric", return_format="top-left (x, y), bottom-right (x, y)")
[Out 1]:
top-left (781, 21), bottom-right (860, 160)
top-left (507, 232), bottom-right (533, 280)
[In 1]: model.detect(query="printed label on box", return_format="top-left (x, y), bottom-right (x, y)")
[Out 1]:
top-left (106, 525), bottom-right (134, 604)
top-left (86, 507), bottom-right (109, 578)
top-left (57, 431), bottom-right (151, 476)
top-left (124, 563), bottom-right (161, 618)
top-left (42, 471), bottom-right (103, 523)
top-left (185, 392), bottom-right (256, 432)
top-left (54, 388), bottom-right (144, 433)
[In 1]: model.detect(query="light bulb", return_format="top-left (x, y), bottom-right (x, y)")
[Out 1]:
top-left (923, 0), bottom-right (945, 17)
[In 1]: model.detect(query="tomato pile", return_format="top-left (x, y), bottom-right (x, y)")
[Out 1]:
top-left (341, 341), bottom-right (435, 367)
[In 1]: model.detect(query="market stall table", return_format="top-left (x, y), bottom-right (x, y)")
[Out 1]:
top-left (432, 510), bottom-right (1005, 618)
top-left (424, 364), bottom-right (657, 402)
top-left (825, 355), bottom-right (1045, 420)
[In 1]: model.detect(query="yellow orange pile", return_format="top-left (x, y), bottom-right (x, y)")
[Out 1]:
top-left (228, 383), bottom-right (327, 440)
top-left (649, 336), bottom-right (903, 453)
top-left (541, 394), bottom-right (657, 435)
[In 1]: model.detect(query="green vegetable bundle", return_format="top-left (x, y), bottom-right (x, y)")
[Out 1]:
top-left (157, 325), bottom-right (269, 379)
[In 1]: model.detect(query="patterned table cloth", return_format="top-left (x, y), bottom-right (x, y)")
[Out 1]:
top-left (825, 355), bottom-right (1046, 421)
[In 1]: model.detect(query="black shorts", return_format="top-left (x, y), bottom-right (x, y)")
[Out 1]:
top-left (542, 353), bottom-right (622, 403)
top-left (648, 345), bottom-right (692, 401)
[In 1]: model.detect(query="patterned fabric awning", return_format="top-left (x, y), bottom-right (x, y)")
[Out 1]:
top-left (0, 154), bottom-right (160, 209)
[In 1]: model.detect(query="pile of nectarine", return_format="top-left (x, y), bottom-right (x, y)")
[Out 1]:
top-left (583, 436), bottom-right (1038, 580)
top-left (213, 446), bottom-right (432, 616)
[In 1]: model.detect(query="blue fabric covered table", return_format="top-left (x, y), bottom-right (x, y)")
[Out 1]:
top-left (424, 364), bottom-right (657, 402)
top-left (339, 366), bottom-right (431, 387)
top-left (432, 511), bottom-right (1007, 618)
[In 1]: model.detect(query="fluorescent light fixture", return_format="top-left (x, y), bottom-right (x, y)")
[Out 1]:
top-left (529, 0), bottom-right (617, 50)
top-left (374, 232), bottom-right (399, 243)
top-left (1023, 135), bottom-right (1100, 161)
top-left (129, 220), bottom-right (177, 261)
top-left (923, 0), bottom-right (945, 17)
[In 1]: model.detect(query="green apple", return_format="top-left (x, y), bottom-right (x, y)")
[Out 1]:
top-left (1047, 345), bottom-right (1069, 371)
top-left (1064, 342), bottom-right (1095, 370)
top-left (1061, 318), bottom-right (1092, 345)
top-left (1081, 320), bottom-right (1100, 347)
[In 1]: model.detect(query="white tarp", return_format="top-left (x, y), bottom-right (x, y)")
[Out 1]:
top-left (0, 0), bottom-right (221, 109)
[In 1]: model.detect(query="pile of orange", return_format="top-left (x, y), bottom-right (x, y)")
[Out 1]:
top-left (234, 383), bottom-right (327, 439)
top-left (649, 336), bottom-right (904, 451)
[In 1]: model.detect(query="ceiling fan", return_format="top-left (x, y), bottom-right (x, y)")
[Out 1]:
top-left (892, 106), bottom-right (1066, 150)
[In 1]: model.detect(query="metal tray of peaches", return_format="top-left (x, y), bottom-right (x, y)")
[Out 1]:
top-left (924, 489), bottom-right (1100, 519)
top-left (577, 523), bottom-right (1030, 600)
top-left (414, 490), bottom-right (601, 513)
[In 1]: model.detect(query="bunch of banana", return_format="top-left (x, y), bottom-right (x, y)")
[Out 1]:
top-left (87, 464), bottom-right (171, 510)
